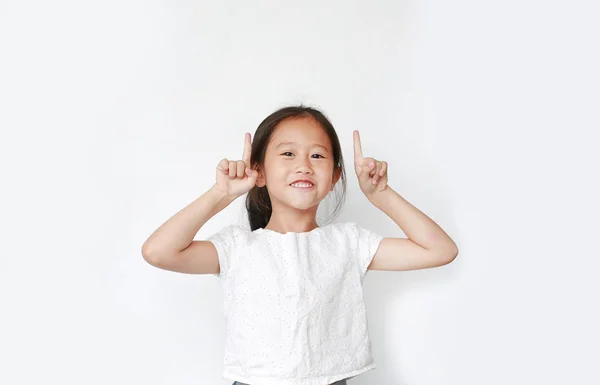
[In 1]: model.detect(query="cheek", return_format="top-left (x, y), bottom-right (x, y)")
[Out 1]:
top-left (263, 161), bottom-right (288, 182)
top-left (319, 166), bottom-right (336, 183)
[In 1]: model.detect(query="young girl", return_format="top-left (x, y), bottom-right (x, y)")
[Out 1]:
top-left (142, 105), bottom-right (459, 385)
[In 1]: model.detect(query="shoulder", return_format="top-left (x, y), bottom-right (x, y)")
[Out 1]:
top-left (318, 222), bottom-right (370, 243)
top-left (323, 221), bottom-right (375, 236)
top-left (210, 223), bottom-right (249, 235)
top-left (325, 222), bottom-right (384, 248)
top-left (207, 224), bottom-right (252, 245)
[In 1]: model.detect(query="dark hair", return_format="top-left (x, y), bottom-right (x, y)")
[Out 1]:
top-left (245, 105), bottom-right (347, 231)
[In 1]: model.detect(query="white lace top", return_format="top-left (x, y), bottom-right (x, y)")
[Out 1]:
top-left (208, 222), bottom-right (384, 385)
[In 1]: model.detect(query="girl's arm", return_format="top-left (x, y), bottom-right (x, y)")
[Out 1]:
top-left (141, 133), bottom-right (258, 274)
top-left (353, 130), bottom-right (458, 271)
top-left (369, 186), bottom-right (458, 257)
top-left (141, 186), bottom-right (233, 270)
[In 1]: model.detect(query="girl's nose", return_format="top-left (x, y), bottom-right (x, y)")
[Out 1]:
top-left (295, 157), bottom-right (313, 174)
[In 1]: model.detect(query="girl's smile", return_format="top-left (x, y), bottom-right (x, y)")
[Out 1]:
top-left (290, 179), bottom-right (316, 190)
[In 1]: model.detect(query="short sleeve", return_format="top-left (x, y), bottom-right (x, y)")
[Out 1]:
top-left (350, 222), bottom-right (384, 279)
top-left (207, 224), bottom-right (246, 278)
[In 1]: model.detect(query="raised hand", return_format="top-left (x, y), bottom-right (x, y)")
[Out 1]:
top-left (214, 132), bottom-right (258, 199)
top-left (353, 130), bottom-right (388, 197)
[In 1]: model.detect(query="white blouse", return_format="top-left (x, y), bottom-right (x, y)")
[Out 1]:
top-left (208, 222), bottom-right (384, 385)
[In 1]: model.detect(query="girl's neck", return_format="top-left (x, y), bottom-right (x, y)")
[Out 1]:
top-left (264, 210), bottom-right (319, 234)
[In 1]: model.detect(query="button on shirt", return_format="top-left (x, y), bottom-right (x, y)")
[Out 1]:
top-left (208, 222), bottom-right (384, 385)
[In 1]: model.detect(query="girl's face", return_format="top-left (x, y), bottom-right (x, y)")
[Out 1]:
top-left (256, 117), bottom-right (341, 211)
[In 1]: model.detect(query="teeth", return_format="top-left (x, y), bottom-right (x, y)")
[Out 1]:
top-left (291, 183), bottom-right (313, 188)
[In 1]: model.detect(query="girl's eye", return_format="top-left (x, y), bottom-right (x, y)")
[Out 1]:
top-left (281, 152), bottom-right (325, 159)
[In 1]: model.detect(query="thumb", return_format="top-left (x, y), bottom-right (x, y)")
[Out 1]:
top-left (245, 168), bottom-right (258, 181)
top-left (357, 161), bottom-right (374, 184)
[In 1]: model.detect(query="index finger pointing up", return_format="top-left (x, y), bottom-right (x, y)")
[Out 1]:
top-left (353, 130), bottom-right (363, 160)
top-left (242, 132), bottom-right (252, 164)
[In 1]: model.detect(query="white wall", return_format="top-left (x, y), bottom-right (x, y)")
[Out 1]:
top-left (1, 1), bottom-right (598, 384)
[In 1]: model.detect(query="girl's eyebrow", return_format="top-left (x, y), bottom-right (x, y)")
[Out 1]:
top-left (275, 141), bottom-right (330, 152)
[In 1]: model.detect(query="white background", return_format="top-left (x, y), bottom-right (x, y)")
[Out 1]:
top-left (1, 1), bottom-right (598, 384)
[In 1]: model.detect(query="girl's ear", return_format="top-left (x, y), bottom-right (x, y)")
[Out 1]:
top-left (331, 167), bottom-right (342, 190)
top-left (256, 168), bottom-right (266, 187)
